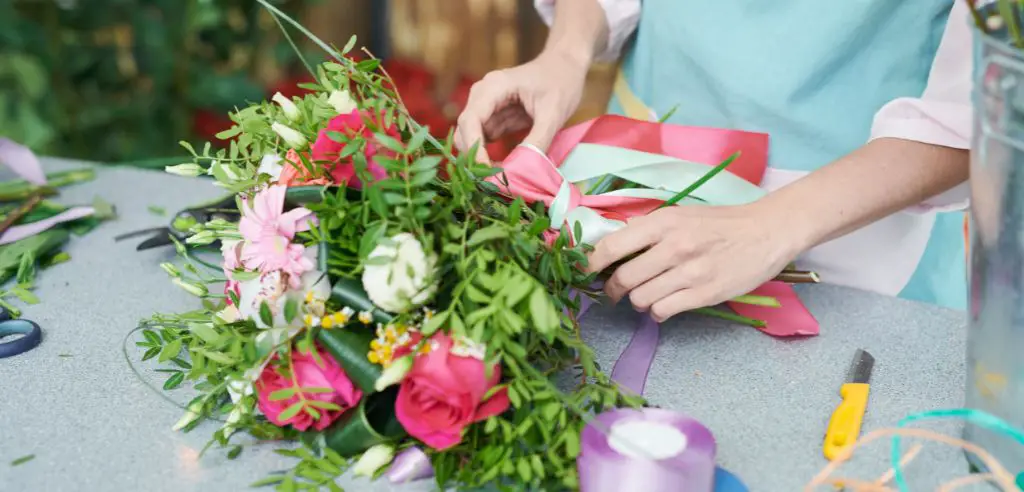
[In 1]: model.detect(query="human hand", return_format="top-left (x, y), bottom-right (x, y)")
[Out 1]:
top-left (586, 204), bottom-right (804, 322)
top-left (454, 51), bottom-right (588, 163)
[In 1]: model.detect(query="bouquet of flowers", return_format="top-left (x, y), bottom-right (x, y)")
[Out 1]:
top-left (140, 4), bottom-right (820, 491)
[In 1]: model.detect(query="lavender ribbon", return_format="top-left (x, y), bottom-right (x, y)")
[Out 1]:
top-left (0, 139), bottom-right (97, 244)
top-left (0, 207), bottom-right (96, 245)
top-left (384, 447), bottom-right (434, 483)
top-left (0, 138), bottom-right (48, 185)
top-left (578, 408), bottom-right (717, 492)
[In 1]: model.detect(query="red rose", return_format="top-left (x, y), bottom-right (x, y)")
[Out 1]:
top-left (310, 110), bottom-right (395, 188)
top-left (394, 333), bottom-right (509, 450)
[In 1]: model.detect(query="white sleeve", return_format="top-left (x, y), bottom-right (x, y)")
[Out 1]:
top-left (869, 0), bottom-right (972, 213)
top-left (534, 0), bottom-right (641, 62)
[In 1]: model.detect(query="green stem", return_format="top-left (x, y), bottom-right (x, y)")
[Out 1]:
top-left (657, 152), bottom-right (740, 208)
top-left (729, 294), bottom-right (780, 307)
top-left (692, 307), bottom-right (765, 328)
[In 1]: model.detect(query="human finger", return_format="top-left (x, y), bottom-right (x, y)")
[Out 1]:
top-left (587, 218), bottom-right (662, 274)
top-left (604, 243), bottom-right (677, 303)
top-left (626, 264), bottom-right (704, 312)
top-left (648, 286), bottom-right (719, 322)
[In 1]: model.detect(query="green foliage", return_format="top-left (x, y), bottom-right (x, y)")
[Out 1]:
top-left (0, 0), bottom-right (317, 163)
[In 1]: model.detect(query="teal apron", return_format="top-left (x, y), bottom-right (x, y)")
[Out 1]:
top-left (609, 0), bottom-right (967, 310)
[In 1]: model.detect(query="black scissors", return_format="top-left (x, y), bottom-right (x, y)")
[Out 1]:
top-left (0, 307), bottom-right (42, 359)
top-left (115, 195), bottom-right (240, 251)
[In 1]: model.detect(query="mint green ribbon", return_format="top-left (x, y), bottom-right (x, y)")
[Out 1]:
top-left (541, 143), bottom-right (767, 245)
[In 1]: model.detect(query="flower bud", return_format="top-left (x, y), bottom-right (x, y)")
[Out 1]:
top-left (173, 278), bottom-right (209, 297)
top-left (272, 92), bottom-right (302, 122)
top-left (165, 163), bottom-right (203, 177)
top-left (186, 230), bottom-right (216, 245)
top-left (374, 355), bottom-right (413, 391)
top-left (173, 400), bottom-right (204, 431)
top-left (271, 122), bottom-right (308, 149)
top-left (160, 262), bottom-right (181, 278)
top-left (327, 90), bottom-right (357, 114)
top-left (352, 444), bottom-right (395, 477)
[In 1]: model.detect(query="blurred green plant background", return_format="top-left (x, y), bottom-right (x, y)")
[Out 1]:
top-left (0, 0), bottom-right (325, 165)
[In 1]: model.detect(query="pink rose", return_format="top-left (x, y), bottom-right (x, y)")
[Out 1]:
top-left (256, 346), bottom-right (363, 431)
top-left (394, 333), bottom-right (510, 450)
top-left (310, 110), bottom-right (395, 188)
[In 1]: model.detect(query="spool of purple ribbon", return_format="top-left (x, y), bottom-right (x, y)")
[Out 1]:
top-left (578, 408), bottom-right (717, 492)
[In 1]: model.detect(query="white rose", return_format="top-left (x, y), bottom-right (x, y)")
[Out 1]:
top-left (327, 90), bottom-right (357, 114)
top-left (362, 233), bottom-right (438, 313)
top-left (271, 122), bottom-right (307, 149)
top-left (257, 153), bottom-right (284, 181)
top-left (272, 92), bottom-right (302, 122)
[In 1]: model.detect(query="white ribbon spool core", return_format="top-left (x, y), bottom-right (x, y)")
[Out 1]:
top-left (607, 420), bottom-right (688, 460)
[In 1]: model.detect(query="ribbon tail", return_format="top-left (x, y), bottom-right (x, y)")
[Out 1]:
top-left (385, 447), bottom-right (435, 483)
top-left (726, 281), bottom-right (819, 337)
top-left (0, 207), bottom-right (95, 245)
top-left (0, 138), bottom-right (47, 185)
top-left (610, 315), bottom-right (660, 395)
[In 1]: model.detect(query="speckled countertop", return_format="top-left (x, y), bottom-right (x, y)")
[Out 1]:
top-left (0, 160), bottom-right (974, 491)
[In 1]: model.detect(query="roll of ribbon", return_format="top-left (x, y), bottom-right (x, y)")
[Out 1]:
top-left (578, 408), bottom-right (717, 492)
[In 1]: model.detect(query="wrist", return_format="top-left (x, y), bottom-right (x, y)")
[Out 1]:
top-left (745, 196), bottom-right (818, 261)
top-left (540, 39), bottom-right (595, 73)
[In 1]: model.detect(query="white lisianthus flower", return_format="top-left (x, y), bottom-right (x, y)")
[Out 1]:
top-left (352, 444), bottom-right (396, 477)
top-left (237, 269), bottom-right (331, 330)
top-left (271, 122), bottom-right (308, 149)
top-left (327, 90), bottom-right (357, 114)
top-left (165, 163), bottom-right (203, 177)
top-left (257, 153), bottom-right (284, 181)
top-left (272, 92), bottom-right (302, 122)
top-left (173, 278), bottom-right (208, 297)
top-left (362, 233), bottom-right (438, 313)
top-left (173, 400), bottom-right (204, 431)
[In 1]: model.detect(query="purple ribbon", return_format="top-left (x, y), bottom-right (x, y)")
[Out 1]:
top-left (384, 447), bottom-right (434, 483)
top-left (578, 408), bottom-right (717, 492)
top-left (0, 138), bottom-right (48, 185)
top-left (0, 139), bottom-right (97, 244)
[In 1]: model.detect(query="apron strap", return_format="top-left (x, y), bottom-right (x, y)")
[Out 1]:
top-left (613, 67), bottom-right (658, 122)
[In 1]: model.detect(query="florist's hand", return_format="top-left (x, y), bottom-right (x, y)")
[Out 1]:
top-left (587, 205), bottom-right (801, 322)
top-left (454, 51), bottom-right (588, 163)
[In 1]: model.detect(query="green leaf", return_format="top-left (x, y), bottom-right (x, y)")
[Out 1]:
top-left (284, 298), bottom-right (299, 324)
top-left (250, 475), bottom-right (285, 487)
top-left (467, 226), bottom-right (508, 246)
top-left (374, 133), bottom-right (404, 154)
top-left (306, 400), bottom-right (343, 411)
top-left (9, 287), bottom-right (39, 305)
top-left (188, 323), bottom-right (220, 344)
top-left (162, 372), bottom-right (185, 390)
top-left (227, 446), bottom-right (243, 460)
top-left (342, 35), bottom-right (357, 54)
top-left (158, 338), bottom-right (183, 362)
top-left (143, 329), bottom-right (161, 345)
top-left (409, 168), bottom-right (437, 186)
top-left (277, 402), bottom-right (304, 422)
top-left (421, 310), bottom-right (450, 336)
top-left (269, 387), bottom-right (297, 401)
top-left (529, 289), bottom-right (559, 336)
top-left (10, 454), bottom-right (34, 466)
top-left (258, 301), bottom-right (273, 326)
top-left (406, 127), bottom-right (428, 154)
top-left (409, 156), bottom-right (441, 172)
top-left (16, 251), bottom-right (35, 286)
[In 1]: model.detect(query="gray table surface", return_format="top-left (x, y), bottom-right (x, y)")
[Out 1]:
top-left (0, 160), bottom-right (974, 491)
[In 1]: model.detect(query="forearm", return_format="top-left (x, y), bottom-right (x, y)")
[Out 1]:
top-left (761, 137), bottom-right (969, 252)
top-left (541, 0), bottom-right (609, 68)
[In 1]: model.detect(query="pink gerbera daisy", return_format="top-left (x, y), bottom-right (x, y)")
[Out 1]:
top-left (238, 185), bottom-right (317, 286)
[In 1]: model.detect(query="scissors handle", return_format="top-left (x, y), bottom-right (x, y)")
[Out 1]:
top-left (0, 319), bottom-right (42, 358)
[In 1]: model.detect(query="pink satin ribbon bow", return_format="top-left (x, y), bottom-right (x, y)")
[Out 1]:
top-left (489, 115), bottom-right (819, 338)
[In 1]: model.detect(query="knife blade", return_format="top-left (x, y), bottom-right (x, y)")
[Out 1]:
top-left (823, 349), bottom-right (874, 460)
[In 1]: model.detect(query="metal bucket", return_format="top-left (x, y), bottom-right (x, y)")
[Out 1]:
top-left (966, 18), bottom-right (1024, 475)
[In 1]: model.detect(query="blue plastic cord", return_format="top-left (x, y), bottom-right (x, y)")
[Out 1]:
top-left (891, 408), bottom-right (1024, 491)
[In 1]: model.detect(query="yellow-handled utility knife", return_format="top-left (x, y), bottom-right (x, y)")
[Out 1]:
top-left (823, 348), bottom-right (875, 461)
